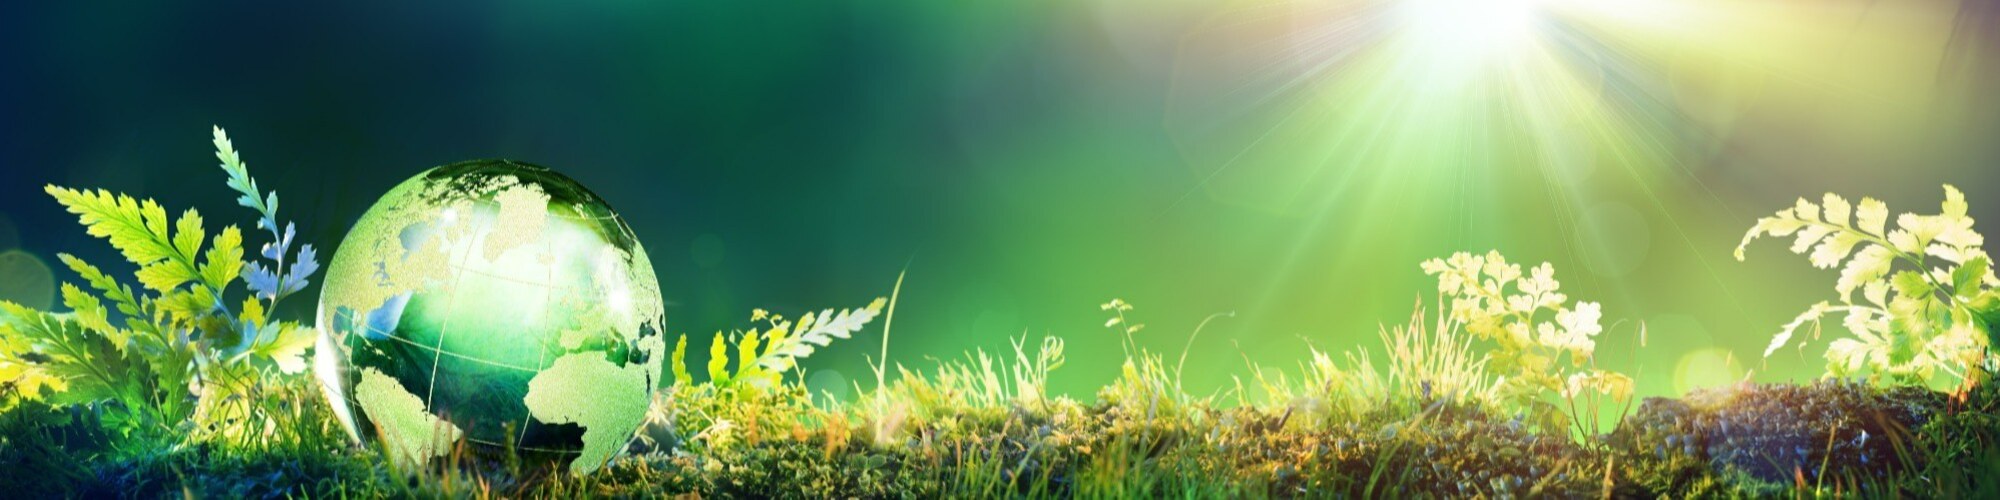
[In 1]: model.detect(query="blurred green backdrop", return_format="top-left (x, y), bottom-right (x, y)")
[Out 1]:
top-left (3, 0), bottom-right (1999, 404)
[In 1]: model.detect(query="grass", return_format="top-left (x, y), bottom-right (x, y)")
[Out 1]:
top-left (5, 302), bottom-right (1997, 499)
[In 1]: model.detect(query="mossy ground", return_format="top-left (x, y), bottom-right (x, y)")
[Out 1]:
top-left (5, 369), bottom-right (1998, 499)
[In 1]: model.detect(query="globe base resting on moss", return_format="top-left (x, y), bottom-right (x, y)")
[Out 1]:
top-left (313, 160), bottom-right (666, 475)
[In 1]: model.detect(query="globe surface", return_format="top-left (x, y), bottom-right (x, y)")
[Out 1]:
top-left (313, 160), bottom-right (665, 475)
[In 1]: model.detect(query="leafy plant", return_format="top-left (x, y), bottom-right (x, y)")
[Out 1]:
top-left (670, 298), bottom-right (886, 390)
top-left (0, 126), bottom-right (320, 448)
top-left (654, 298), bottom-right (885, 456)
top-left (1421, 251), bottom-right (1634, 437)
top-left (1737, 185), bottom-right (1998, 387)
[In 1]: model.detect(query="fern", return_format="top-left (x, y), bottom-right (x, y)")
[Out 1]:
top-left (0, 126), bottom-right (323, 445)
top-left (1737, 185), bottom-right (1997, 386)
top-left (756, 298), bottom-right (887, 374)
top-left (216, 126), bottom-right (318, 307)
top-left (0, 302), bottom-right (157, 425)
top-left (670, 334), bottom-right (691, 386)
top-left (671, 298), bottom-right (886, 390)
top-left (1421, 251), bottom-right (1633, 437)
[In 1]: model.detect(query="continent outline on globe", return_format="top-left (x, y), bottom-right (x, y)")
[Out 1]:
top-left (313, 160), bottom-right (666, 476)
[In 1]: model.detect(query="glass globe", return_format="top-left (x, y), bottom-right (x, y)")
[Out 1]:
top-left (313, 160), bottom-right (665, 475)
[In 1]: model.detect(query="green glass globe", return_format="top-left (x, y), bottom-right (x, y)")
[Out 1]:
top-left (313, 160), bottom-right (665, 475)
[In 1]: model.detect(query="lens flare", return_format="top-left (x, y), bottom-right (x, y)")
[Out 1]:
top-left (1400, 0), bottom-right (1544, 60)
top-left (1159, 0), bottom-right (1894, 339)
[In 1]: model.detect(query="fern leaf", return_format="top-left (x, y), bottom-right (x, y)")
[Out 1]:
top-left (1971, 291), bottom-right (2000, 348)
top-left (763, 321), bottom-right (791, 358)
top-left (1766, 302), bottom-right (1830, 357)
top-left (241, 221), bottom-right (320, 302)
top-left (1744, 185), bottom-right (1998, 385)
top-left (1808, 232), bottom-right (1866, 269)
top-left (0, 308), bottom-right (69, 400)
top-left (156, 289), bottom-right (213, 326)
top-left (734, 328), bottom-right (763, 379)
top-left (1839, 307), bottom-right (1887, 341)
top-left (283, 244), bottom-right (319, 296)
top-left (1888, 227), bottom-right (1923, 254)
top-left (1863, 280), bottom-right (1892, 307)
top-left (0, 302), bottom-right (145, 407)
top-left (244, 322), bottom-right (314, 374)
top-left (201, 226), bottom-right (243, 292)
top-left (1934, 188), bottom-right (1984, 250)
top-left (135, 261), bottom-right (198, 292)
top-left (706, 332), bottom-right (728, 383)
top-left (1825, 338), bottom-right (1870, 376)
top-left (671, 334), bottom-right (690, 386)
top-left (754, 299), bottom-right (885, 373)
top-left (45, 187), bottom-right (213, 298)
top-left (58, 283), bottom-right (130, 352)
top-left (238, 297), bottom-right (267, 330)
top-left (1735, 209), bottom-right (1808, 261)
top-left (0, 357), bottom-right (66, 401)
top-left (56, 254), bottom-right (170, 352)
top-left (1795, 198), bottom-right (1821, 223)
top-left (1790, 224), bottom-right (1835, 255)
top-left (213, 126), bottom-right (277, 231)
top-left (1955, 257), bottom-right (1992, 299)
top-left (1857, 198), bottom-right (1889, 236)
top-left (1890, 271), bottom-right (1933, 299)
top-left (1822, 194), bottom-right (1852, 228)
top-left (45, 187), bottom-right (178, 265)
top-left (171, 209), bottom-right (205, 266)
top-left (1836, 245), bottom-right (1895, 302)
top-left (57, 254), bottom-right (144, 320)
top-left (215, 126), bottom-right (318, 308)
top-left (1943, 185), bottom-right (1968, 218)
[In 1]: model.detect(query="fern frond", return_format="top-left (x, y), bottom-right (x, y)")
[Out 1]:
top-left (214, 126), bottom-right (278, 233)
top-left (0, 301), bottom-right (147, 407)
top-left (235, 321), bottom-right (313, 374)
top-left (201, 226), bottom-right (243, 292)
top-left (0, 307), bottom-right (70, 401)
top-left (45, 187), bottom-right (184, 268)
top-left (215, 126), bottom-right (319, 308)
top-left (706, 332), bottom-right (729, 383)
top-left (671, 334), bottom-right (690, 386)
top-left (58, 283), bottom-right (130, 350)
top-left (4, 127), bottom-right (324, 434)
top-left (135, 259), bottom-right (198, 293)
top-left (1741, 185), bottom-right (1994, 386)
top-left (1837, 246), bottom-right (1896, 302)
top-left (755, 298), bottom-right (886, 373)
top-left (57, 254), bottom-right (146, 321)
top-left (1765, 302), bottom-right (1831, 357)
top-left (735, 327), bottom-right (763, 379)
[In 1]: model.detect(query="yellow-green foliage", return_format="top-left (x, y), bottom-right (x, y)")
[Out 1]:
top-left (1738, 185), bottom-right (1998, 386)
top-left (657, 298), bottom-right (886, 456)
top-left (1245, 304), bottom-right (1496, 428)
top-left (672, 298), bottom-right (887, 390)
top-left (636, 288), bottom-right (1635, 498)
top-left (0, 127), bottom-right (319, 449)
top-left (1421, 251), bottom-right (1633, 435)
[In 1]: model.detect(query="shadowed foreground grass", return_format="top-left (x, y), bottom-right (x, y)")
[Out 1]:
top-left (3, 334), bottom-right (1998, 499)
